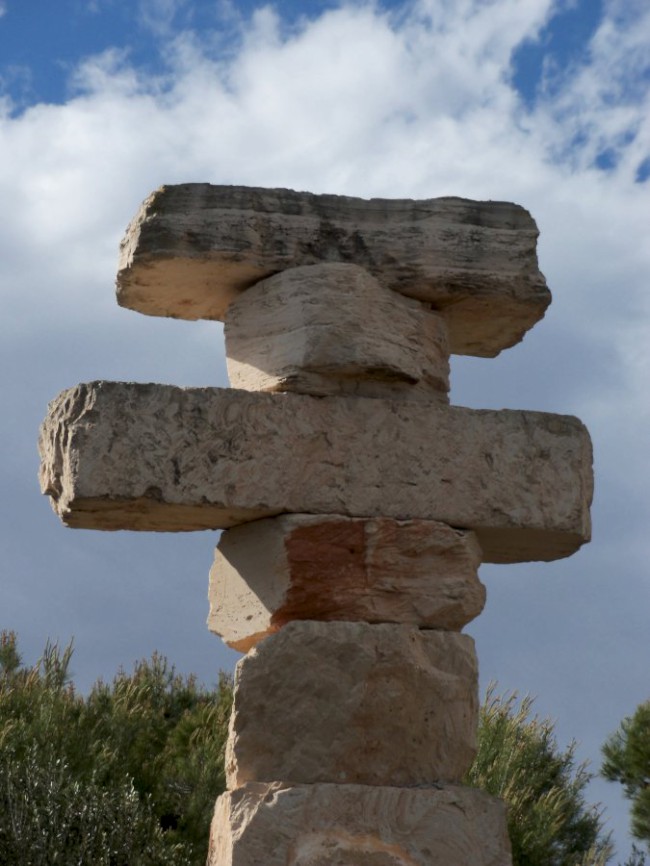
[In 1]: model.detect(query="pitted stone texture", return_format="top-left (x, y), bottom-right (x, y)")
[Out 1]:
top-left (39, 382), bottom-right (593, 564)
top-left (224, 263), bottom-right (450, 402)
top-left (208, 782), bottom-right (512, 866)
top-left (208, 515), bottom-right (485, 652)
top-left (225, 621), bottom-right (478, 787)
top-left (116, 184), bottom-right (550, 357)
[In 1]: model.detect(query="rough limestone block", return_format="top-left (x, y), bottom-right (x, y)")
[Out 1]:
top-left (224, 262), bottom-right (450, 402)
top-left (208, 782), bottom-right (513, 866)
top-left (38, 381), bottom-right (593, 563)
top-left (225, 620), bottom-right (478, 787)
top-left (116, 184), bottom-right (550, 357)
top-left (208, 515), bottom-right (485, 652)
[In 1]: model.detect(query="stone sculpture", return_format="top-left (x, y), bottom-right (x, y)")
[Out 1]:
top-left (39, 184), bottom-right (593, 865)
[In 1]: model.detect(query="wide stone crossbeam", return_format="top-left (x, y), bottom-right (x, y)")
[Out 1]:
top-left (116, 184), bottom-right (550, 357)
top-left (39, 380), bottom-right (592, 564)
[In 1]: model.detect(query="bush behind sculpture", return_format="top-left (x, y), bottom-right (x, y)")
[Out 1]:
top-left (465, 686), bottom-right (612, 866)
top-left (0, 631), bottom-right (231, 866)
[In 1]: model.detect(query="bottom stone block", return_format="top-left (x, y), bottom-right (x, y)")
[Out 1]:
top-left (208, 782), bottom-right (512, 866)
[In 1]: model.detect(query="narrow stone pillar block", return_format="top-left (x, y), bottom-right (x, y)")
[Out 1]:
top-left (225, 262), bottom-right (450, 402)
top-left (208, 782), bottom-right (513, 866)
top-left (208, 515), bottom-right (485, 652)
top-left (225, 620), bottom-right (478, 788)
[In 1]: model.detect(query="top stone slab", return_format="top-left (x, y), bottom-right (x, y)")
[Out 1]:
top-left (117, 184), bottom-right (550, 357)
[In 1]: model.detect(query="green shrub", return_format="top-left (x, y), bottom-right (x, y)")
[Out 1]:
top-left (0, 631), bottom-right (230, 866)
top-left (466, 686), bottom-right (612, 866)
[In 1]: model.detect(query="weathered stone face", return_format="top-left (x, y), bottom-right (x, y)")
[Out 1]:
top-left (225, 620), bottom-right (478, 787)
top-left (225, 262), bottom-right (450, 402)
top-left (208, 514), bottom-right (485, 651)
top-left (208, 782), bottom-right (512, 866)
top-left (39, 381), bottom-right (593, 563)
top-left (116, 184), bottom-right (550, 357)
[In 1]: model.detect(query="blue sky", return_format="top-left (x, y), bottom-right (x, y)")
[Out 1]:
top-left (0, 1), bottom-right (342, 106)
top-left (1, 0), bottom-right (649, 860)
top-left (0, 0), bottom-right (609, 109)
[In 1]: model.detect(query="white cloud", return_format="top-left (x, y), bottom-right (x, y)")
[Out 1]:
top-left (532, 1), bottom-right (650, 170)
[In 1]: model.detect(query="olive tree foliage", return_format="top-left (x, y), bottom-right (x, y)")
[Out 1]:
top-left (465, 687), bottom-right (613, 866)
top-left (1, 743), bottom-right (174, 866)
top-left (602, 700), bottom-right (650, 853)
top-left (0, 631), bottom-right (231, 866)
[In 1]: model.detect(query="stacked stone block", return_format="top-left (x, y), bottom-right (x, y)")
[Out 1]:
top-left (38, 185), bottom-right (593, 865)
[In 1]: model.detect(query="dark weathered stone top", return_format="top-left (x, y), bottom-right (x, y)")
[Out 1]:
top-left (117, 184), bottom-right (551, 357)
